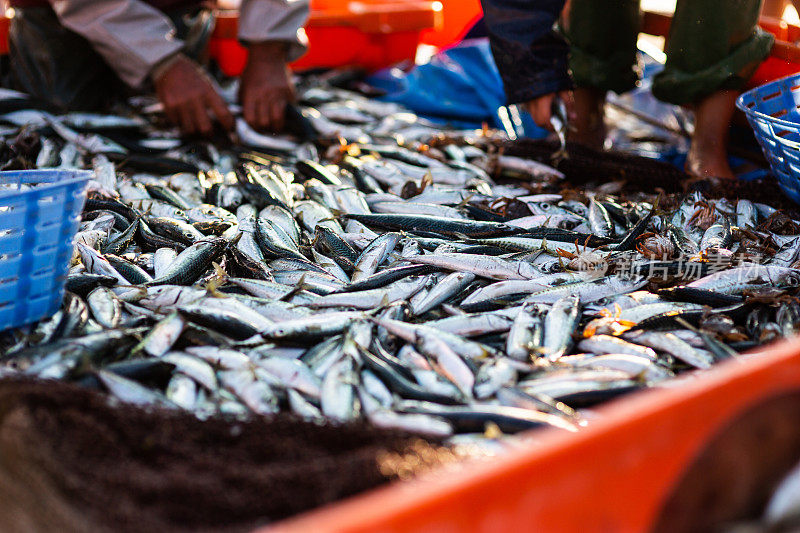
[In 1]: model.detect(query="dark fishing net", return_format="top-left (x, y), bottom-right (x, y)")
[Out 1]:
top-left (0, 378), bottom-right (449, 533)
top-left (502, 139), bottom-right (799, 213)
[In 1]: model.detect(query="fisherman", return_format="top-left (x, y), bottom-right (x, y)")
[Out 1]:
top-left (481, 0), bottom-right (774, 180)
top-left (7, 0), bottom-right (308, 135)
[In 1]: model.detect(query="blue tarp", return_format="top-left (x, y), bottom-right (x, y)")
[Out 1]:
top-left (366, 39), bottom-right (548, 139)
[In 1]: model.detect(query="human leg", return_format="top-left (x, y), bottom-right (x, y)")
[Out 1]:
top-left (560, 0), bottom-right (641, 149)
top-left (655, 0), bottom-right (772, 178)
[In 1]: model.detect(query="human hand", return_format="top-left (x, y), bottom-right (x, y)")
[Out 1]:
top-left (153, 54), bottom-right (234, 136)
top-left (239, 41), bottom-right (296, 132)
top-left (525, 90), bottom-right (574, 130)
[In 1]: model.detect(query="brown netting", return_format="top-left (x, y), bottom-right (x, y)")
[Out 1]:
top-left (0, 378), bottom-right (448, 533)
top-left (502, 139), bottom-right (798, 213)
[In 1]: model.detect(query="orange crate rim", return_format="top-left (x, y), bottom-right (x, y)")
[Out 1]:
top-left (212, 2), bottom-right (440, 38)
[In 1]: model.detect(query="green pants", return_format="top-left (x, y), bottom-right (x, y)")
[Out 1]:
top-left (560, 0), bottom-right (774, 105)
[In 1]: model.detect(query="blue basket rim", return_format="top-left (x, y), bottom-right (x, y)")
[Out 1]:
top-left (737, 72), bottom-right (800, 129)
top-left (0, 169), bottom-right (93, 199)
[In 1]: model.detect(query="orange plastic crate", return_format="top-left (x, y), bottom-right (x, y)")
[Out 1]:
top-left (419, 0), bottom-right (482, 49)
top-left (641, 12), bottom-right (800, 88)
top-left (264, 338), bottom-right (800, 533)
top-left (210, 1), bottom-right (441, 76)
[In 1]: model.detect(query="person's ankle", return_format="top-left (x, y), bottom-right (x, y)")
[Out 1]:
top-left (568, 123), bottom-right (606, 150)
top-left (570, 88), bottom-right (607, 150)
top-left (685, 144), bottom-right (735, 179)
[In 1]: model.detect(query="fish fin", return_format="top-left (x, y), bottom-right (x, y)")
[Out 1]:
top-left (232, 231), bottom-right (244, 246)
top-left (212, 262), bottom-right (228, 279)
top-left (556, 251), bottom-right (569, 270)
top-left (456, 194), bottom-right (476, 209)
top-left (420, 171), bottom-right (433, 192)
top-left (610, 320), bottom-right (637, 336)
top-left (204, 262), bottom-right (228, 296)
top-left (440, 304), bottom-right (464, 316)
top-left (280, 274), bottom-right (309, 301)
top-left (484, 422), bottom-right (503, 439)
top-left (674, 316), bottom-right (699, 333)
top-left (527, 343), bottom-right (546, 356)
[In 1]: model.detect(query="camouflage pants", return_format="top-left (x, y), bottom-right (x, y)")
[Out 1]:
top-left (560, 0), bottom-right (774, 104)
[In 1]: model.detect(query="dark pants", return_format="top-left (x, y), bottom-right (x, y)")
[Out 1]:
top-left (8, 6), bottom-right (213, 112)
top-left (561, 0), bottom-right (774, 105)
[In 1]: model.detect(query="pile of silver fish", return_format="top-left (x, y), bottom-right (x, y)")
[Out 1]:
top-left (0, 77), bottom-right (799, 445)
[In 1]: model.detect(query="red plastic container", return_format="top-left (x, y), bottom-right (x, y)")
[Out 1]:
top-left (0, 17), bottom-right (8, 55)
top-left (264, 338), bottom-right (800, 533)
top-left (641, 12), bottom-right (800, 88)
top-left (419, 0), bottom-right (482, 49)
top-left (209, 1), bottom-right (441, 76)
top-left (748, 17), bottom-right (800, 88)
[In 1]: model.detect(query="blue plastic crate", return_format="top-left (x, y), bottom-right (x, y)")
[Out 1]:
top-left (0, 169), bottom-right (91, 331)
top-left (737, 73), bottom-right (800, 204)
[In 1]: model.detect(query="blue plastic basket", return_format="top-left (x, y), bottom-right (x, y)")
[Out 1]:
top-left (737, 73), bottom-right (800, 204)
top-left (0, 169), bottom-right (91, 332)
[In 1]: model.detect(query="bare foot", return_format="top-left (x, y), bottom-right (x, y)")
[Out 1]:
top-left (685, 145), bottom-right (736, 180)
top-left (684, 90), bottom-right (738, 180)
top-left (570, 87), bottom-right (607, 150)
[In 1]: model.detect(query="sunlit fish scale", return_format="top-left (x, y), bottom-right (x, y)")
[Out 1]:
top-left (271, 270), bottom-right (345, 295)
top-left (263, 311), bottom-right (372, 339)
top-left (346, 213), bottom-right (522, 238)
top-left (410, 271), bottom-right (475, 316)
top-left (687, 265), bottom-right (800, 294)
top-left (372, 317), bottom-right (496, 360)
top-left (351, 232), bottom-right (402, 283)
top-left (460, 273), bottom-right (589, 307)
top-left (76, 242), bottom-right (128, 285)
top-left (541, 295), bottom-right (581, 361)
top-left (97, 370), bottom-right (175, 407)
top-left (133, 312), bottom-right (185, 357)
top-left (162, 352), bottom-right (218, 391)
top-left (306, 276), bottom-right (429, 309)
top-left (425, 311), bottom-right (516, 337)
top-left (235, 118), bottom-right (300, 152)
top-left (406, 253), bottom-right (541, 281)
top-left (414, 331), bottom-right (475, 399)
top-left (258, 358), bottom-right (321, 398)
top-left (369, 201), bottom-right (468, 220)
top-left (617, 302), bottom-right (704, 324)
top-left (577, 335), bottom-right (657, 359)
top-left (559, 354), bottom-right (672, 382)
top-left (624, 331), bottom-right (713, 369)
top-left (523, 276), bottom-right (648, 305)
top-left (320, 355), bottom-right (359, 422)
top-left (506, 306), bottom-right (543, 361)
top-left (86, 287), bottom-right (122, 328)
top-left (294, 200), bottom-right (344, 235)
